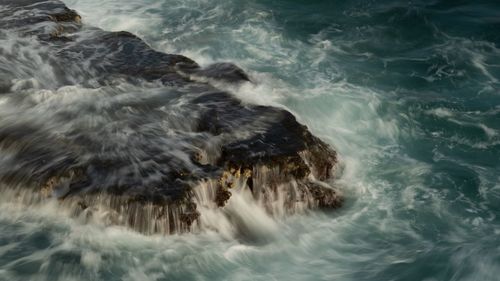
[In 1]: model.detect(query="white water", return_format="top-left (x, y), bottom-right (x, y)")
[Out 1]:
top-left (1, 0), bottom-right (499, 280)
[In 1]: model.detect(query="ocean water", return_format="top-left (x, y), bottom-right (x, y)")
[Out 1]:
top-left (1, 0), bottom-right (500, 280)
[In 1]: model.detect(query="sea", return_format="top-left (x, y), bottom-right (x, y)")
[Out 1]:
top-left (0, 0), bottom-right (499, 280)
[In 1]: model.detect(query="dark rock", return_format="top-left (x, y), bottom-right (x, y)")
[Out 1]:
top-left (48, 9), bottom-right (81, 23)
top-left (0, 0), bottom-right (81, 37)
top-left (0, 81), bottom-right (11, 94)
top-left (0, 0), bottom-right (342, 234)
top-left (56, 29), bottom-right (199, 85)
top-left (215, 186), bottom-right (232, 207)
top-left (188, 62), bottom-right (251, 83)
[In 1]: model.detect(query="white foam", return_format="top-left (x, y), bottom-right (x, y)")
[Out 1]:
top-left (2, 1), bottom-right (497, 280)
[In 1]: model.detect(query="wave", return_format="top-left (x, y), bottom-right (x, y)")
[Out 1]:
top-left (1, 0), bottom-right (500, 280)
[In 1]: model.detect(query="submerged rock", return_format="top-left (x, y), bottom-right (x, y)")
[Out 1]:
top-left (0, 0), bottom-right (342, 235)
top-left (187, 63), bottom-right (251, 83)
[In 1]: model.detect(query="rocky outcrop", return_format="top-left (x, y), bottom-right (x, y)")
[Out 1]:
top-left (0, 0), bottom-right (342, 234)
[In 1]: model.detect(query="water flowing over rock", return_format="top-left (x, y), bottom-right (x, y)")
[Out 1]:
top-left (0, 0), bottom-right (342, 235)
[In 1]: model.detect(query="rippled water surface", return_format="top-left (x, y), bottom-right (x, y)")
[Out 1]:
top-left (1, 0), bottom-right (500, 280)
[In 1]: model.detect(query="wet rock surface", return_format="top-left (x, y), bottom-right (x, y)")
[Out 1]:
top-left (0, 0), bottom-right (342, 234)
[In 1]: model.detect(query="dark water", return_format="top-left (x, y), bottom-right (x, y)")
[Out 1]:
top-left (0, 0), bottom-right (499, 280)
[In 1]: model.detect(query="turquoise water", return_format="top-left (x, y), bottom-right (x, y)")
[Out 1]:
top-left (1, 0), bottom-right (500, 280)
